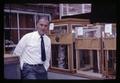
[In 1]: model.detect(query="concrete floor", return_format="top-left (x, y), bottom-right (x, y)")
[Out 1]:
top-left (48, 72), bottom-right (88, 80)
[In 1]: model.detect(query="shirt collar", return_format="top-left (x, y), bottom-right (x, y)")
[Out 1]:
top-left (37, 31), bottom-right (45, 38)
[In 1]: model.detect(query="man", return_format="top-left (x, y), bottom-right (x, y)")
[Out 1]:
top-left (13, 16), bottom-right (51, 79)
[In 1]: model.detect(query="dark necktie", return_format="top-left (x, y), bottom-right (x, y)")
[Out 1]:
top-left (41, 35), bottom-right (46, 61)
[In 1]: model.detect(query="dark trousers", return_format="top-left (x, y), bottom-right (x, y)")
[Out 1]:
top-left (21, 63), bottom-right (47, 79)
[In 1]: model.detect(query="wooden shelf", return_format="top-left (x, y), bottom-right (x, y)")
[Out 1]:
top-left (4, 54), bottom-right (19, 64)
top-left (75, 38), bottom-right (100, 49)
top-left (103, 38), bottom-right (116, 50)
top-left (49, 33), bottom-right (73, 44)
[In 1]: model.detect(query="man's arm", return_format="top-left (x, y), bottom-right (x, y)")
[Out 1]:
top-left (13, 34), bottom-right (28, 56)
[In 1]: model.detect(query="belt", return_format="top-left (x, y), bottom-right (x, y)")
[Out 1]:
top-left (24, 63), bottom-right (43, 67)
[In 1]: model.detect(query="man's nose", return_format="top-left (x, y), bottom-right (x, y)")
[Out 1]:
top-left (41, 25), bottom-right (45, 28)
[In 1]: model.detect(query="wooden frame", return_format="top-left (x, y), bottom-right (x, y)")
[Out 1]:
top-left (103, 38), bottom-right (116, 50)
top-left (75, 23), bottom-right (116, 79)
top-left (49, 18), bottom-right (90, 73)
top-left (102, 23), bottom-right (116, 78)
top-left (75, 38), bottom-right (100, 50)
top-left (49, 24), bottom-right (73, 72)
top-left (76, 49), bottom-right (103, 79)
top-left (4, 54), bottom-right (19, 64)
top-left (50, 44), bottom-right (71, 72)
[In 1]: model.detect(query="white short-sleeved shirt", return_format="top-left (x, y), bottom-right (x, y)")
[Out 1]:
top-left (13, 31), bottom-right (51, 70)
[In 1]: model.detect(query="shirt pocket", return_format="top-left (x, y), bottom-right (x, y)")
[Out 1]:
top-left (27, 42), bottom-right (40, 52)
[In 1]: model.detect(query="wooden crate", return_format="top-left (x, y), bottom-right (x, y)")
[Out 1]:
top-left (103, 38), bottom-right (116, 50)
top-left (75, 38), bottom-right (100, 50)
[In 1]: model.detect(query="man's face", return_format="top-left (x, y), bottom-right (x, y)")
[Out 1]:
top-left (36, 18), bottom-right (49, 35)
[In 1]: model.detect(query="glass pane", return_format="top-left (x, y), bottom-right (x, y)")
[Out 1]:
top-left (5, 29), bottom-right (18, 45)
top-left (84, 4), bottom-right (91, 13)
top-left (72, 25), bottom-right (83, 38)
top-left (62, 4), bottom-right (91, 16)
top-left (4, 12), bottom-right (17, 28)
top-left (112, 24), bottom-right (116, 37)
top-left (63, 6), bottom-right (67, 16)
top-left (4, 29), bottom-right (18, 54)
top-left (20, 30), bottom-right (34, 39)
top-left (92, 50), bottom-right (98, 73)
top-left (53, 25), bottom-right (67, 35)
top-left (79, 50), bottom-right (89, 68)
top-left (84, 25), bottom-right (101, 38)
top-left (73, 42), bottom-right (76, 69)
top-left (79, 50), bottom-right (98, 73)
top-left (68, 4), bottom-right (82, 15)
top-left (19, 14), bottom-right (35, 28)
top-left (108, 50), bottom-right (116, 75)
top-left (51, 45), bottom-right (68, 69)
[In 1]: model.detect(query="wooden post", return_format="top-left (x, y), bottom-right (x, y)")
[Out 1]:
top-left (90, 50), bottom-right (93, 68)
top-left (76, 50), bottom-right (79, 73)
top-left (100, 24), bottom-right (104, 76)
top-left (106, 50), bottom-right (109, 77)
top-left (97, 50), bottom-right (100, 73)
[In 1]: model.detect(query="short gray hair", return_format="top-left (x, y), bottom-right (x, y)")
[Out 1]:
top-left (36, 15), bottom-right (49, 24)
